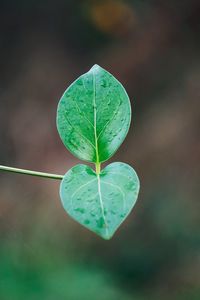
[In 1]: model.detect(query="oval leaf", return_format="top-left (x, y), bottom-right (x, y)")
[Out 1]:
top-left (57, 65), bottom-right (131, 163)
top-left (60, 162), bottom-right (140, 239)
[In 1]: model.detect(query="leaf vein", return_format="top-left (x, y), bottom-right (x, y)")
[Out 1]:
top-left (103, 171), bottom-right (131, 181)
top-left (63, 113), bottom-right (96, 150)
top-left (92, 68), bottom-right (99, 163)
top-left (101, 179), bottom-right (125, 210)
top-left (71, 178), bottom-right (97, 200)
top-left (69, 95), bottom-right (94, 128)
top-left (97, 97), bottom-right (120, 141)
top-left (97, 175), bottom-right (108, 235)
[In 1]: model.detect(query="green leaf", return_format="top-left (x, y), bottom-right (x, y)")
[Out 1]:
top-left (57, 65), bottom-right (140, 239)
top-left (57, 64), bottom-right (131, 163)
top-left (60, 162), bottom-right (140, 239)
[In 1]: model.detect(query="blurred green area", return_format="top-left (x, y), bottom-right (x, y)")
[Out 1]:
top-left (0, 0), bottom-right (200, 299)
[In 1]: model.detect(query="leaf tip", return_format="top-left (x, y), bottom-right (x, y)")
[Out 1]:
top-left (99, 230), bottom-right (114, 240)
top-left (90, 64), bottom-right (101, 72)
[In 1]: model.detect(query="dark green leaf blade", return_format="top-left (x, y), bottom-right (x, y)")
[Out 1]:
top-left (60, 162), bottom-right (140, 239)
top-left (57, 65), bottom-right (131, 163)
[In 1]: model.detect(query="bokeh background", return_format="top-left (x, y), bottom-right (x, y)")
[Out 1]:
top-left (0, 1), bottom-right (200, 299)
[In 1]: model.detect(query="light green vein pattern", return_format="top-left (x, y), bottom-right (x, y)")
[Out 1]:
top-left (56, 64), bottom-right (131, 163)
top-left (60, 162), bottom-right (140, 239)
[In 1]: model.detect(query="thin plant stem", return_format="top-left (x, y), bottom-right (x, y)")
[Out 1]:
top-left (0, 165), bottom-right (63, 180)
top-left (95, 162), bottom-right (101, 175)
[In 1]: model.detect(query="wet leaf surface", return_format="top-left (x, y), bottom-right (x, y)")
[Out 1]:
top-left (57, 65), bottom-right (131, 163)
top-left (60, 162), bottom-right (140, 239)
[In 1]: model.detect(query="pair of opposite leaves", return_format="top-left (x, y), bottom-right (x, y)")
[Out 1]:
top-left (57, 65), bottom-right (140, 240)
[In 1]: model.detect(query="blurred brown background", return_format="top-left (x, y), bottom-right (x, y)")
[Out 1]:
top-left (0, 1), bottom-right (200, 299)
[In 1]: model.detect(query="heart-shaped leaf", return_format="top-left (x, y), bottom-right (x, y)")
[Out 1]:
top-left (57, 65), bottom-right (131, 163)
top-left (60, 162), bottom-right (140, 239)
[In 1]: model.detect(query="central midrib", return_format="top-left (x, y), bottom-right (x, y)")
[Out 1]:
top-left (92, 69), bottom-right (99, 165)
top-left (92, 69), bottom-right (108, 235)
top-left (97, 174), bottom-right (108, 235)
